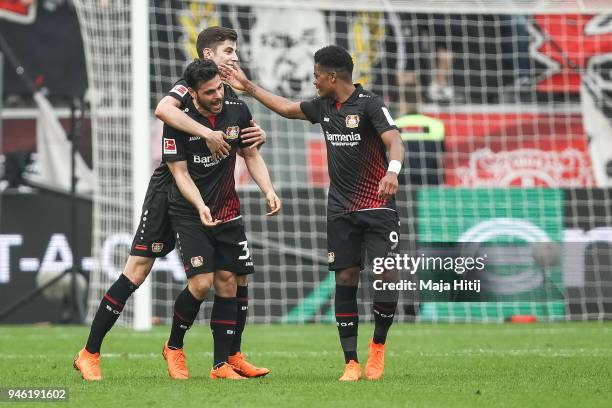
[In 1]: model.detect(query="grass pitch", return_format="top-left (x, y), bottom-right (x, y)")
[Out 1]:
top-left (0, 322), bottom-right (611, 407)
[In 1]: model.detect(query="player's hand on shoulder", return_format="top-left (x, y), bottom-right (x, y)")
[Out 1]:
top-left (241, 120), bottom-right (266, 149)
top-left (198, 205), bottom-right (222, 227)
top-left (265, 191), bottom-right (281, 216)
top-left (206, 130), bottom-right (230, 161)
top-left (218, 63), bottom-right (248, 91)
top-left (378, 172), bottom-right (399, 201)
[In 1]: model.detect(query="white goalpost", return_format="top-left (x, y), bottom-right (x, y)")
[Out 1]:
top-left (131, 0), bottom-right (152, 331)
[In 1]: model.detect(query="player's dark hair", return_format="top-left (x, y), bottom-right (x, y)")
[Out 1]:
top-left (183, 58), bottom-right (219, 89)
top-left (196, 26), bottom-right (238, 58)
top-left (314, 45), bottom-right (354, 76)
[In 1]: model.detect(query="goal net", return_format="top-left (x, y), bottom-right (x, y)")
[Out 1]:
top-left (74, 0), bottom-right (612, 325)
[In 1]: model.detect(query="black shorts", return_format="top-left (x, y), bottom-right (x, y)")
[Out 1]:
top-left (130, 189), bottom-right (175, 258)
top-left (171, 215), bottom-right (255, 278)
top-left (327, 209), bottom-right (400, 271)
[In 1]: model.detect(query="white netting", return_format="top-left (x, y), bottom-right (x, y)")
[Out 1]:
top-left (73, 1), bottom-right (135, 325)
top-left (76, 0), bottom-right (612, 324)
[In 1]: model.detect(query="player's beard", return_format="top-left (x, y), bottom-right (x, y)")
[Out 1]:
top-left (195, 94), bottom-right (224, 115)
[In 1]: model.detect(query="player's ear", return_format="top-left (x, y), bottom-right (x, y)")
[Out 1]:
top-left (330, 71), bottom-right (337, 83)
top-left (188, 87), bottom-right (197, 99)
top-left (202, 47), bottom-right (214, 59)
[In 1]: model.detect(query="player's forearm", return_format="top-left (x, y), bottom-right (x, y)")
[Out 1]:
top-left (244, 153), bottom-right (275, 196)
top-left (173, 170), bottom-right (207, 212)
top-left (156, 104), bottom-right (213, 139)
top-left (243, 80), bottom-right (304, 119)
top-left (387, 137), bottom-right (405, 165)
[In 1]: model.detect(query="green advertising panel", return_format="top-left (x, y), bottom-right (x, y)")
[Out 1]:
top-left (417, 188), bottom-right (565, 321)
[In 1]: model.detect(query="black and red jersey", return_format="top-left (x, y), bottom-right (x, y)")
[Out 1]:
top-left (162, 94), bottom-right (251, 222)
top-left (300, 84), bottom-right (398, 217)
top-left (148, 80), bottom-right (239, 193)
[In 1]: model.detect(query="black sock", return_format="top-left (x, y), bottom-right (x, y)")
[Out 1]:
top-left (335, 284), bottom-right (359, 363)
top-left (372, 301), bottom-right (397, 344)
top-left (229, 285), bottom-right (248, 356)
top-left (168, 287), bottom-right (203, 349)
top-left (210, 295), bottom-right (237, 367)
top-left (85, 274), bottom-right (138, 354)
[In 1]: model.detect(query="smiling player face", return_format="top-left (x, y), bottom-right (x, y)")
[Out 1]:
top-left (190, 74), bottom-right (225, 115)
top-left (205, 39), bottom-right (239, 69)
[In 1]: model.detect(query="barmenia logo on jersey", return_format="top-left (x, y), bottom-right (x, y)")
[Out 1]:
top-left (325, 131), bottom-right (361, 147)
top-left (345, 115), bottom-right (360, 128)
top-left (225, 126), bottom-right (240, 140)
top-left (328, 252), bottom-right (335, 263)
top-left (191, 256), bottom-right (204, 267)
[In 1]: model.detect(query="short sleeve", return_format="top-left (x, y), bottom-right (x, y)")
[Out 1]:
top-left (167, 79), bottom-right (191, 107)
top-left (364, 97), bottom-right (398, 136)
top-left (162, 124), bottom-right (188, 162)
top-left (300, 98), bottom-right (323, 124)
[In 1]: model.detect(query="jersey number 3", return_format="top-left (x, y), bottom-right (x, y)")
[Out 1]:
top-left (238, 240), bottom-right (250, 260)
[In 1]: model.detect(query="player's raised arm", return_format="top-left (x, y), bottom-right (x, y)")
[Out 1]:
top-left (240, 146), bottom-right (281, 216)
top-left (219, 64), bottom-right (306, 120)
top-left (155, 93), bottom-right (230, 160)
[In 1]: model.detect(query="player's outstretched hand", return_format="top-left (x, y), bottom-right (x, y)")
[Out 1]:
top-left (199, 205), bottom-right (222, 227)
top-left (378, 172), bottom-right (399, 201)
top-left (265, 191), bottom-right (281, 216)
top-left (218, 63), bottom-right (249, 91)
top-left (241, 120), bottom-right (266, 149)
top-left (207, 130), bottom-right (230, 161)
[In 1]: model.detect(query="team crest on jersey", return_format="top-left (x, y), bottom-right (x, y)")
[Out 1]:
top-left (345, 115), bottom-right (360, 128)
top-left (152, 243), bottom-right (164, 253)
top-left (225, 126), bottom-right (240, 140)
top-left (191, 256), bottom-right (204, 268)
top-left (328, 252), bottom-right (335, 263)
top-left (163, 138), bottom-right (176, 154)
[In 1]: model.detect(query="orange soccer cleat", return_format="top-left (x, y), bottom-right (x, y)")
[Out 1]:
top-left (365, 339), bottom-right (385, 380)
top-left (338, 360), bottom-right (362, 382)
top-left (228, 352), bottom-right (270, 378)
top-left (209, 362), bottom-right (247, 380)
top-left (73, 348), bottom-right (102, 381)
top-left (162, 341), bottom-right (189, 379)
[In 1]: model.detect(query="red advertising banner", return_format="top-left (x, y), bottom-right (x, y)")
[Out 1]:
top-left (436, 111), bottom-right (595, 187)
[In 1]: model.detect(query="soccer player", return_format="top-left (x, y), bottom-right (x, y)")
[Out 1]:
top-left (163, 58), bottom-right (280, 379)
top-left (220, 45), bottom-right (404, 381)
top-left (156, 26), bottom-right (271, 380)
top-left (73, 27), bottom-right (268, 381)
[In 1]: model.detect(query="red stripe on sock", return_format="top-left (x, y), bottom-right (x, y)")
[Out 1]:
top-left (335, 313), bottom-right (358, 317)
top-left (104, 294), bottom-right (124, 308)
top-left (211, 320), bottom-right (237, 325)
top-left (173, 311), bottom-right (191, 323)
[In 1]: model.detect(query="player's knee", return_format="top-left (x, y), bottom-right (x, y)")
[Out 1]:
top-left (236, 274), bottom-right (249, 286)
top-left (335, 268), bottom-right (359, 286)
top-left (188, 273), bottom-right (213, 300)
top-left (123, 256), bottom-right (154, 286)
top-left (214, 271), bottom-right (237, 297)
